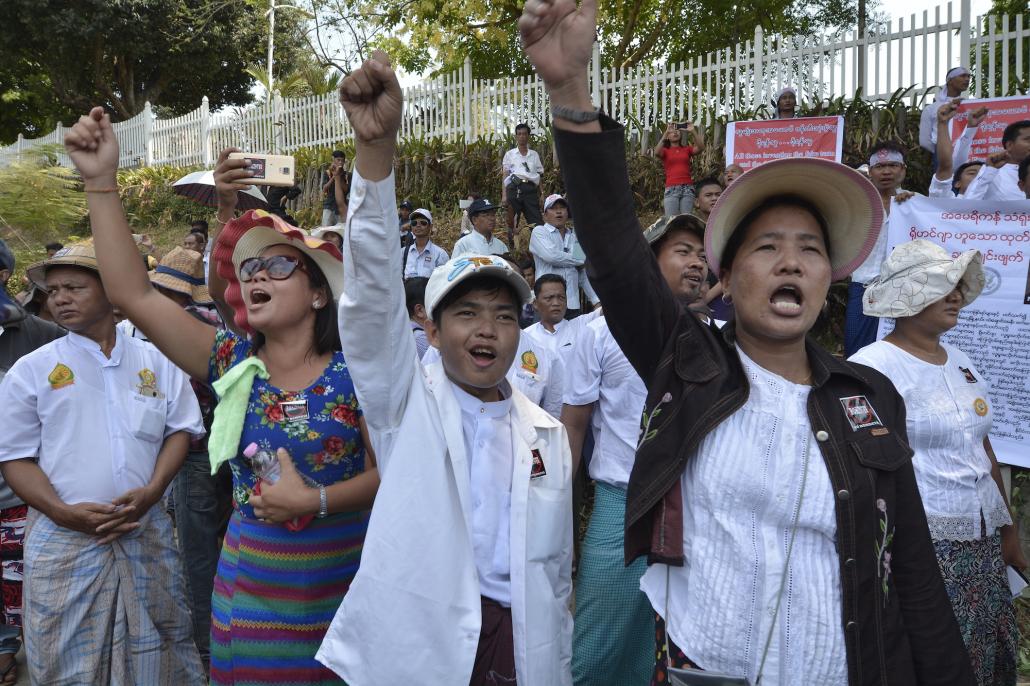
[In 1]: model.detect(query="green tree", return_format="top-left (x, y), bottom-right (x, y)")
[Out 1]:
top-left (0, 0), bottom-right (311, 143)
top-left (972, 0), bottom-right (1029, 96)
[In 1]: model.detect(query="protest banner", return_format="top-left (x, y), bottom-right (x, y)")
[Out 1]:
top-left (879, 196), bottom-right (1030, 467)
top-left (724, 116), bottom-right (844, 171)
top-left (949, 95), bottom-right (1030, 160)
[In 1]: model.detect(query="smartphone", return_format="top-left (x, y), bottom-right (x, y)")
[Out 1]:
top-left (228, 153), bottom-right (296, 187)
top-left (677, 123), bottom-right (692, 130)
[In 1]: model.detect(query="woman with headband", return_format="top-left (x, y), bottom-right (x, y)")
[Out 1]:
top-left (851, 240), bottom-right (1023, 686)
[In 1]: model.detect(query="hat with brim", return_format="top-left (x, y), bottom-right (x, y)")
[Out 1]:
top-left (643, 213), bottom-right (706, 247)
top-left (26, 242), bottom-right (100, 288)
top-left (212, 210), bottom-right (342, 334)
top-left (425, 254), bottom-right (533, 320)
top-left (704, 157), bottom-right (883, 282)
top-left (310, 226), bottom-right (345, 241)
top-left (862, 239), bottom-right (984, 318)
top-left (149, 246), bottom-right (213, 305)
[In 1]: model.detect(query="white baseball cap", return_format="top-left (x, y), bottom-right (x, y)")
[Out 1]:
top-left (543, 194), bottom-right (568, 212)
top-left (424, 255), bottom-right (533, 319)
top-left (411, 208), bottom-right (433, 224)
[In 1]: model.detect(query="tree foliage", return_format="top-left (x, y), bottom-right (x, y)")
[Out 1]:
top-left (0, 0), bottom-right (311, 143)
top-left (358, 0), bottom-right (863, 78)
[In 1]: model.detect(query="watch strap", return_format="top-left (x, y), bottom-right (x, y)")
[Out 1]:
top-left (317, 484), bottom-right (328, 518)
top-left (550, 104), bottom-right (601, 123)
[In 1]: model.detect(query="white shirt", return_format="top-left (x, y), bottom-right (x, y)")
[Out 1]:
top-left (452, 381), bottom-right (515, 606)
top-left (502, 147), bottom-right (544, 186)
top-left (523, 309), bottom-right (602, 369)
top-left (451, 230), bottom-right (509, 258)
top-left (529, 224), bottom-right (599, 310)
top-left (0, 331), bottom-right (203, 505)
top-left (849, 341), bottom-right (1010, 540)
top-left (563, 316), bottom-right (646, 489)
top-left (402, 240), bottom-right (449, 279)
top-left (852, 196), bottom-right (906, 284)
top-left (641, 349), bottom-right (846, 685)
top-left (962, 163), bottom-right (1024, 202)
top-left (422, 333), bottom-right (564, 418)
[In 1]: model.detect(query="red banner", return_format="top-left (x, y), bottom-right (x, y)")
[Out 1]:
top-left (949, 95), bottom-right (1030, 161)
top-left (724, 116), bottom-right (844, 171)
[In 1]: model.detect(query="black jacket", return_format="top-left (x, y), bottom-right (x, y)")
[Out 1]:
top-left (553, 115), bottom-right (974, 685)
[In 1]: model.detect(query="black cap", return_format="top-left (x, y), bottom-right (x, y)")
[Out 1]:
top-left (399, 200), bottom-right (414, 210)
top-left (467, 198), bottom-right (499, 216)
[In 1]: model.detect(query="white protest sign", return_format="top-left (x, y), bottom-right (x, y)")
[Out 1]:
top-left (879, 197), bottom-right (1030, 467)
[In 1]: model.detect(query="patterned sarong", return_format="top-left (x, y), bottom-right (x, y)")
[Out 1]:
top-left (572, 481), bottom-right (654, 685)
top-left (23, 508), bottom-right (204, 685)
top-left (0, 505), bottom-right (27, 627)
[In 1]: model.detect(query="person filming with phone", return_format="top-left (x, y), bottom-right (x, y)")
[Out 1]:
top-left (653, 120), bottom-right (705, 217)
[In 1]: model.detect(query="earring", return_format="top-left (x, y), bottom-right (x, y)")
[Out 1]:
top-left (312, 300), bottom-right (322, 309)
top-left (721, 292), bottom-right (732, 305)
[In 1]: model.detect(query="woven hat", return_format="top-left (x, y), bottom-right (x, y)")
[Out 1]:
top-left (862, 239), bottom-right (984, 318)
top-left (424, 255), bottom-right (532, 319)
top-left (705, 157), bottom-right (883, 282)
top-left (149, 247), bottom-right (212, 304)
top-left (212, 210), bottom-right (342, 333)
top-left (26, 242), bottom-right (99, 288)
top-left (643, 213), bottom-right (706, 247)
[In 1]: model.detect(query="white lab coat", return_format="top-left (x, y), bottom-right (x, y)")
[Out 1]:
top-left (316, 169), bottom-right (573, 686)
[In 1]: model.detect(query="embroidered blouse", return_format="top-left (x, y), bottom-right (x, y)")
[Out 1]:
top-left (849, 340), bottom-right (1010, 540)
top-left (640, 349), bottom-right (847, 685)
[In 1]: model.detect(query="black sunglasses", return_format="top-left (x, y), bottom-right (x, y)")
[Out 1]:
top-left (411, 218), bottom-right (431, 227)
top-left (239, 255), bottom-right (307, 282)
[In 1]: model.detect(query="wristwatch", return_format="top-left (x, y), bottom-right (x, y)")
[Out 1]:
top-left (550, 104), bottom-right (601, 123)
top-left (317, 484), bottom-right (328, 518)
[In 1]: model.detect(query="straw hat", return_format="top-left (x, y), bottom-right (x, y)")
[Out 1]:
top-left (643, 213), bottom-right (706, 247)
top-left (212, 210), bottom-right (342, 333)
top-left (149, 247), bottom-right (212, 304)
top-left (862, 239), bottom-right (984, 318)
top-left (704, 157), bottom-right (883, 282)
top-left (26, 242), bottom-right (99, 288)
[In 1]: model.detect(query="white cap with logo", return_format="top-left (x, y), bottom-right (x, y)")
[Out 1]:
top-left (424, 255), bottom-right (533, 319)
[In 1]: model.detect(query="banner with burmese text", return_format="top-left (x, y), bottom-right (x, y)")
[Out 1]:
top-left (724, 116), bottom-right (844, 171)
top-left (948, 95), bottom-right (1030, 161)
top-left (878, 196), bottom-right (1030, 467)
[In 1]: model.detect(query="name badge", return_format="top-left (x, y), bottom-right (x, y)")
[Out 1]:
top-left (839, 395), bottom-right (884, 431)
top-left (530, 449), bottom-right (547, 479)
top-left (279, 399), bottom-right (309, 423)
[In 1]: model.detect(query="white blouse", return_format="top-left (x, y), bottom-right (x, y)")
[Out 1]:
top-left (640, 349), bottom-right (846, 686)
top-left (849, 340), bottom-right (1010, 540)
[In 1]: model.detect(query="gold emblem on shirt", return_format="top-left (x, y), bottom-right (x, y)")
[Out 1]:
top-left (136, 368), bottom-right (162, 398)
top-left (973, 397), bottom-right (989, 417)
top-left (520, 351), bottom-right (539, 374)
top-left (47, 363), bottom-right (74, 390)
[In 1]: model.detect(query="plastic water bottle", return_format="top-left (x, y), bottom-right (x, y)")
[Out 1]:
top-left (243, 442), bottom-right (281, 484)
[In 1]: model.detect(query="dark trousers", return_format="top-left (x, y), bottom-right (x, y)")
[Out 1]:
top-left (471, 596), bottom-right (516, 685)
top-left (845, 281), bottom-right (879, 357)
top-left (173, 451), bottom-right (232, 666)
top-left (506, 182), bottom-right (543, 229)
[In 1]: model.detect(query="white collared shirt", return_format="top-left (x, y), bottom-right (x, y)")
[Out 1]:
top-left (451, 230), bottom-right (509, 258)
top-left (0, 330), bottom-right (202, 505)
top-left (402, 240), bottom-right (449, 279)
top-left (640, 349), bottom-right (845, 685)
top-left (849, 341), bottom-right (1009, 540)
top-left (451, 381), bottom-right (516, 606)
top-left (502, 147), bottom-right (544, 186)
top-left (852, 195), bottom-right (909, 284)
top-left (522, 308), bottom-right (602, 368)
top-left (529, 223), bottom-right (598, 309)
top-left (962, 163), bottom-right (1023, 202)
top-left (564, 316), bottom-right (646, 489)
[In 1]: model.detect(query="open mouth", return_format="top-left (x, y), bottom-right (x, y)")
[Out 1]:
top-left (684, 272), bottom-right (702, 285)
top-left (770, 285), bottom-right (803, 315)
top-left (469, 346), bottom-right (497, 368)
top-left (249, 289), bottom-right (271, 305)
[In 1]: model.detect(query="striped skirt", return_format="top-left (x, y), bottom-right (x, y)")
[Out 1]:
top-left (210, 509), bottom-right (368, 686)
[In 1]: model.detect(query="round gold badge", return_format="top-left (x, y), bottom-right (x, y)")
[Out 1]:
top-left (973, 398), bottom-right (989, 417)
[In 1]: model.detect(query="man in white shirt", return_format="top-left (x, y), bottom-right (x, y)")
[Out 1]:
top-left (963, 120), bottom-right (1030, 201)
top-left (919, 67), bottom-right (971, 164)
top-left (529, 194), bottom-right (598, 317)
top-left (317, 51), bottom-right (573, 686)
top-left (561, 212), bottom-right (708, 686)
top-left (523, 274), bottom-right (601, 368)
top-left (929, 102), bottom-right (989, 198)
top-left (0, 244), bottom-right (205, 685)
top-left (502, 123), bottom-right (545, 245)
top-left (452, 198), bottom-right (509, 257)
top-left (402, 208), bottom-right (449, 279)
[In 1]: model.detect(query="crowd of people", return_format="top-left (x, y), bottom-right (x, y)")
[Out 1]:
top-left (1, 1), bottom-right (1029, 684)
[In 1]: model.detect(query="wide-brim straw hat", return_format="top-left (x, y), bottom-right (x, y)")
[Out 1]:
top-left (704, 157), bottom-right (883, 282)
top-left (212, 210), bottom-right (342, 333)
top-left (862, 239), bottom-right (984, 318)
top-left (149, 246), bottom-right (212, 304)
top-left (26, 242), bottom-right (99, 288)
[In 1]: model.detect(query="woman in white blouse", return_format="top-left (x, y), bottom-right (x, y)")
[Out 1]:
top-left (851, 238), bottom-right (1025, 686)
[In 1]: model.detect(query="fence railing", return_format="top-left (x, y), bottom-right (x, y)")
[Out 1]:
top-left (2, 0), bottom-right (1026, 169)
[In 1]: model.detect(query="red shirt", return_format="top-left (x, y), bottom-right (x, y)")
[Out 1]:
top-left (658, 145), bottom-right (695, 187)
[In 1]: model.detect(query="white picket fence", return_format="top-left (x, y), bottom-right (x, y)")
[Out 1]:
top-left (2, 0), bottom-right (1026, 169)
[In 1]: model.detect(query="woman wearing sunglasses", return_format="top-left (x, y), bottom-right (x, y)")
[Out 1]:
top-left (62, 112), bottom-right (379, 686)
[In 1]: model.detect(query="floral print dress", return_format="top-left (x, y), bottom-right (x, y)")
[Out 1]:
top-left (208, 329), bottom-right (369, 686)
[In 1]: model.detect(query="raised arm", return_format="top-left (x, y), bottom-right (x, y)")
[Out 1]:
top-left (689, 122), bottom-right (705, 153)
top-left (934, 101), bottom-right (959, 182)
top-left (519, 0), bottom-right (681, 383)
top-left (652, 124), bottom-right (673, 157)
top-left (64, 109), bottom-right (215, 380)
top-left (336, 51), bottom-right (412, 441)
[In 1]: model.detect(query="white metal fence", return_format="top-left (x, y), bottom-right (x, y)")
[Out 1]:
top-left (2, 0), bottom-right (1026, 169)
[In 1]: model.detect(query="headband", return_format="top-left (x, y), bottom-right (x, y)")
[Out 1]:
top-left (946, 67), bottom-right (970, 80)
top-left (869, 149), bottom-right (905, 167)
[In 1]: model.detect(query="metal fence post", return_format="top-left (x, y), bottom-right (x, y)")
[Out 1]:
top-left (200, 96), bottom-right (212, 167)
top-left (753, 26), bottom-right (764, 111)
top-left (16, 133), bottom-right (24, 161)
top-left (463, 57), bottom-right (473, 141)
top-left (960, 0), bottom-right (973, 91)
top-left (143, 101), bottom-right (154, 167)
top-left (590, 42), bottom-right (602, 108)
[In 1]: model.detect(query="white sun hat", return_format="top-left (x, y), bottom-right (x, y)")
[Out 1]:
top-left (862, 239), bottom-right (984, 318)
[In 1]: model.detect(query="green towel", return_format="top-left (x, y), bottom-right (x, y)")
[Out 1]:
top-left (209, 356), bottom-right (268, 475)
